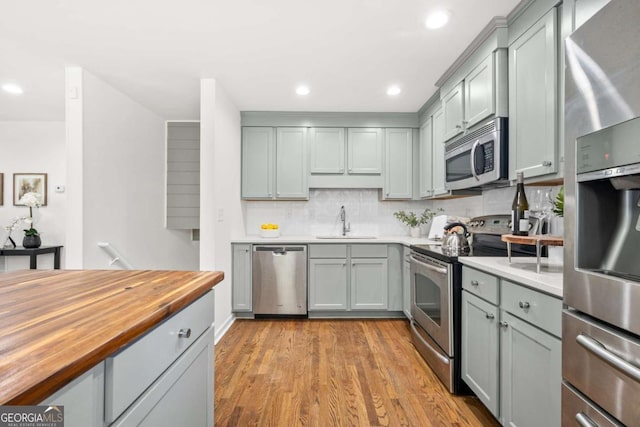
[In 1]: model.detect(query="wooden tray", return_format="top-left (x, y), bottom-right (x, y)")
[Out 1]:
top-left (501, 234), bottom-right (564, 273)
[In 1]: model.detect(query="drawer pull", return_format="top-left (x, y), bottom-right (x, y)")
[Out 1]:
top-left (499, 321), bottom-right (509, 329)
top-left (485, 313), bottom-right (495, 320)
top-left (518, 301), bottom-right (530, 309)
top-left (576, 334), bottom-right (640, 382)
top-left (471, 280), bottom-right (479, 287)
top-left (575, 412), bottom-right (598, 427)
top-left (178, 328), bottom-right (192, 339)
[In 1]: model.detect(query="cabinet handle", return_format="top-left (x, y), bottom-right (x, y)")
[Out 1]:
top-left (499, 321), bottom-right (509, 329)
top-left (455, 124), bottom-right (462, 129)
top-left (543, 161), bottom-right (552, 167)
top-left (485, 313), bottom-right (495, 320)
top-left (575, 412), bottom-right (598, 427)
top-left (518, 301), bottom-right (530, 309)
top-left (178, 328), bottom-right (192, 338)
top-left (471, 280), bottom-right (479, 287)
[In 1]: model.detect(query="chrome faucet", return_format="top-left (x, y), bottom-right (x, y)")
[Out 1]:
top-left (340, 205), bottom-right (351, 236)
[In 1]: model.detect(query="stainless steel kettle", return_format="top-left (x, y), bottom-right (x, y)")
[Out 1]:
top-left (441, 222), bottom-right (470, 256)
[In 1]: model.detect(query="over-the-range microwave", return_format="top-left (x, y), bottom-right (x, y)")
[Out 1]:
top-left (444, 117), bottom-right (508, 190)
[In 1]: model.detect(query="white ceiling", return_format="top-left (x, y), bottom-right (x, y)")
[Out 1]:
top-left (0, 0), bottom-right (520, 121)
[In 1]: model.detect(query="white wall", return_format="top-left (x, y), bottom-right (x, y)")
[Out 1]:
top-left (0, 121), bottom-right (66, 270)
top-left (80, 69), bottom-right (199, 270)
top-left (200, 78), bottom-right (243, 340)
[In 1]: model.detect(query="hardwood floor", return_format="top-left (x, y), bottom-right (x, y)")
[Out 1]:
top-left (215, 319), bottom-right (499, 427)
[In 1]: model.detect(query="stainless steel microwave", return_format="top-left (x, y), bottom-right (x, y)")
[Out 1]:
top-left (444, 117), bottom-right (508, 190)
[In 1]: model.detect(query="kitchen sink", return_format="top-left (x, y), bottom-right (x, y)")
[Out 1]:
top-left (315, 235), bottom-right (377, 239)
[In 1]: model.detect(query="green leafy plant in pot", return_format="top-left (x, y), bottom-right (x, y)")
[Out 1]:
top-left (394, 208), bottom-right (442, 237)
top-left (20, 192), bottom-right (43, 248)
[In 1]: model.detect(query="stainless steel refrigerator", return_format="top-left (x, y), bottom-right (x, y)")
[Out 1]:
top-left (563, 0), bottom-right (640, 425)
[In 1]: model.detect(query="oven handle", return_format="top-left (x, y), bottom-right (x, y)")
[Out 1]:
top-left (410, 322), bottom-right (450, 365)
top-left (575, 412), bottom-right (598, 427)
top-left (410, 255), bottom-right (448, 275)
top-left (470, 139), bottom-right (480, 181)
top-left (576, 334), bottom-right (640, 382)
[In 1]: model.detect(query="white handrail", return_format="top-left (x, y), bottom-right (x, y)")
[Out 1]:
top-left (97, 241), bottom-right (134, 270)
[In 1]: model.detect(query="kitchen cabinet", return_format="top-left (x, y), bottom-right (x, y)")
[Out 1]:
top-left (431, 107), bottom-right (448, 197)
top-left (461, 266), bottom-right (561, 426)
top-left (347, 128), bottom-right (383, 174)
top-left (442, 82), bottom-right (464, 142)
top-left (241, 127), bottom-right (308, 200)
top-left (308, 259), bottom-right (348, 310)
top-left (419, 119), bottom-right (433, 198)
top-left (383, 128), bottom-right (413, 200)
top-left (351, 258), bottom-right (388, 310)
top-left (461, 291), bottom-right (500, 417)
top-left (232, 244), bottom-right (252, 312)
top-left (165, 121), bottom-right (200, 230)
top-left (508, 8), bottom-right (558, 180)
top-left (402, 246), bottom-right (411, 318)
top-left (308, 127), bottom-right (345, 174)
top-left (308, 244), bottom-right (398, 315)
top-left (464, 54), bottom-right (495, 128)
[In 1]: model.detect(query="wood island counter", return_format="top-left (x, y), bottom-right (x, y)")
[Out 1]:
top-left (0, 269), bottom-right (223, 425)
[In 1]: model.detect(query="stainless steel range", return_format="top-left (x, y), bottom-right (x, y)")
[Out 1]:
top-left (409, 215), bottom-right (537, 394)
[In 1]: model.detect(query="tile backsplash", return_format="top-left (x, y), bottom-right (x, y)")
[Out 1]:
top-left (244, 185), bottom-right (562, 236)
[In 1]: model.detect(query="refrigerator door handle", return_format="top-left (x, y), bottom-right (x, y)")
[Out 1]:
top-left (576, 334), bottom-right (640, 382)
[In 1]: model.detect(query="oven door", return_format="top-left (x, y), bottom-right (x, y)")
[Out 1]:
top-left (410, 252), bottom-right (452, 355)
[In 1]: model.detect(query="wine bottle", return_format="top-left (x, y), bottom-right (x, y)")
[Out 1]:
top-left (511, 172), bottom-right (530, 236)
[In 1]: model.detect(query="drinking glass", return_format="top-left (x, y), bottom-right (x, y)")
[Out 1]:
top-left (530, 188), bottom-right (553, 234)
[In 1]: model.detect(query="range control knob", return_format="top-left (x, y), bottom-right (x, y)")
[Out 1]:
top-left (479, 220), bottom-right (485, 226)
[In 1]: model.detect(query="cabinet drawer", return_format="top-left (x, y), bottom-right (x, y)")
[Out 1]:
top-left (309, 244), bottom-right (347, 258)
top-left (462, 266), bottom-right (499, 305)
top-left (350, 244), bottom-right (387, 258)
top-left (105, 291), bottom-right (215, 423)
top-left (501, 280), bottom-right (561, 337)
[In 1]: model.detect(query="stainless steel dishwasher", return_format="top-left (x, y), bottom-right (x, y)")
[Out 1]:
top-left (252, 245), bottom-right (307, 316)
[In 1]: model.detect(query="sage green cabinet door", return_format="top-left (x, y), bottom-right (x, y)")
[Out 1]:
top-left (461, 290), bottom-right (500, 418)
top-left (276, 127), bottom-right (308, 199)
top-left (509, 8), bottom-right (558, 180)
top-left (419, 119), bottom-right (433, 198)
top-left (384, 128), bottom-right (413, 199)
top-left (465, 54), bottom-right (495, 128)
top-left (402, 249), bottom-right (411, 318)
top-left (347, 128), bottom-right (383, 174)
top-left (232, 244), bottom-right (252, 312)
top-left (432, 107), bottom-right (448, 196)
top-left (309, 127), bottom-right (345, 174)
top-left (350, 258), bottom-right (388, 310)
top-left (308, 259), bottom-right (348, 310)
top-left (500, 311), bottom-right (561, 427)
top-left (242, 127), bottom-right (274, 199)
top-left (442, 82), bottom-right (464, 142)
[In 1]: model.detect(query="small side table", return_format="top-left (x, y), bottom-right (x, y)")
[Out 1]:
top-left (501, 235), bottom-right (563, 273)
top-left (0, 246), bottom-right (63, 269)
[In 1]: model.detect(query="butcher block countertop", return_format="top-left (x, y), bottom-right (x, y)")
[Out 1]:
top-left (0, 269), bottom-right (224, 405)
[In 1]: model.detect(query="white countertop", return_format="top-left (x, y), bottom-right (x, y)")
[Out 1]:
top-left (458, 257), bottom-right (563, 298)
top-left (231, 235), bottom-right (442, 246)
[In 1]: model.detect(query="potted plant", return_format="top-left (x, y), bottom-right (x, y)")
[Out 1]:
top-left (394, 208), bottom-right (441, 237)
top-left (19, 192), bottom-right (43, 248)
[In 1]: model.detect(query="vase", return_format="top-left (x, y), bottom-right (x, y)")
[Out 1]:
top-left (410, 226), bottom-right (421, 238)
top-left (23, 235), bottom-right (41, 249)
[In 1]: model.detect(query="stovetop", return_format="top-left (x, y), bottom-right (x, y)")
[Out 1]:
top-left (411, 214), bottom-right (541, 263)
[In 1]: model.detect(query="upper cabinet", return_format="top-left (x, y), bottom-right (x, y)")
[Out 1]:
top-left (419, 119), bottom-right (433, 198)
top-left (241, 127), bottom-right (308, 200)
top-left (308, 127), bottom-right (345, 174)
top-left (166, 122), bottom-right (200, 230)
top-left (383, 128), bottom-right (413, 200)
top-left (347, 128), bottom-right (383, 174)
top-left (438, 22), bottom-right (509, 144)
top-left (508, 8), bottom-right (558, 180)
top-left (431, 107), bottom-right (448, 197)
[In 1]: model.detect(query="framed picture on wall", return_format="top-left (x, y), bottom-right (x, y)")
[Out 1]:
top-left (0, 173), bottom-right (3, 206)
top-left (13, 173), bottom-right (47, 206)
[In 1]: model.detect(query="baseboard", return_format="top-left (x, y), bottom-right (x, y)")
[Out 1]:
top-left (214, 314), bottom-right (235, 344)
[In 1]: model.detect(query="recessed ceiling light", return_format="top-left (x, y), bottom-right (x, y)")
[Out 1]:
top-left (296, 85), bottom-right (310, 96)
top-left (2, 83), bottom-right (23, 95)
top-left (425, 10), bottom-right (450, 29)
top-left (387, 85), bottom-right (402, 96)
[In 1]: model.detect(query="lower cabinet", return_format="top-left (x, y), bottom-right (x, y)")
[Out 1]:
top-left (461, 266), bottom-right (561, 426)
top-left (232, 244), bottom-right (252, 312)
top-left (308, 244), bottom-right (396, 313)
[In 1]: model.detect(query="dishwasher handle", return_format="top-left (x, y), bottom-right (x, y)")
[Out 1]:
top-left (253, 246), bottom-right (307, 254)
